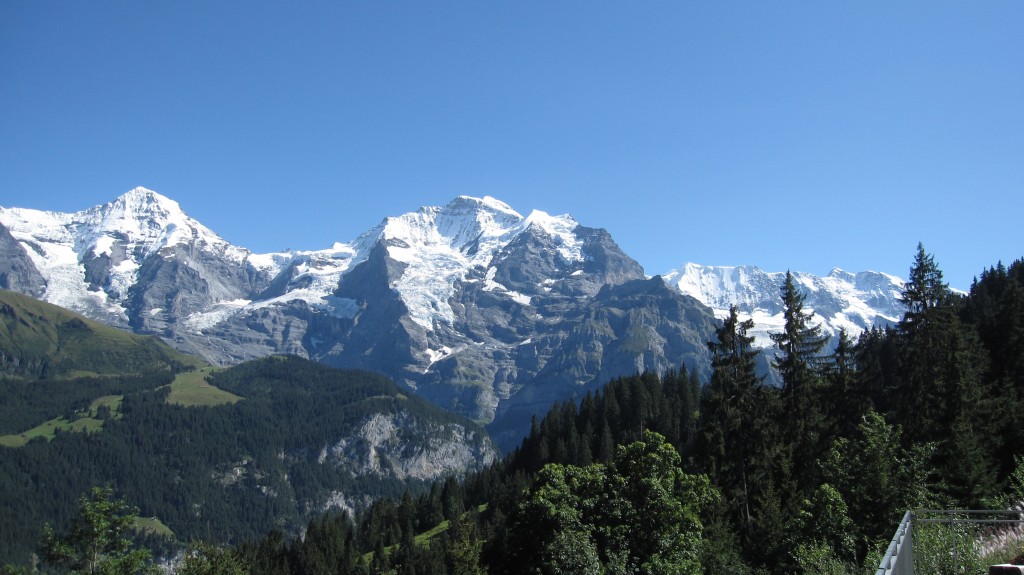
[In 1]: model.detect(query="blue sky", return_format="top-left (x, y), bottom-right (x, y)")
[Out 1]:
top-left (2, 2), bottom-right (1022, 290)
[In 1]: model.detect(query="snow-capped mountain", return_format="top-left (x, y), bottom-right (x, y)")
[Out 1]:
top-left (0, 188), bottom-right (259, 327)
top-left (0, 187), bottom-right (718, 450)
top-left (663, 263), bottom-right (905, 348)
top-left (1, 188), bottom-right (910, 450)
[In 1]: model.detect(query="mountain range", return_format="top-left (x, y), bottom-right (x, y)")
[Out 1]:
top-left (0, 187), bottom-right (905, 449)
top-left (664, 263), bottom-right (904, 348)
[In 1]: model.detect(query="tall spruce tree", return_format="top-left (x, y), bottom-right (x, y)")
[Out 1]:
top-left (965, 260), bottom-right (1024, 476)
top-left (895, 244), bottom-right (996, 504)
top-left (824, 328), bottom-right (867, 439)
top-left (698, 306), bottom-right (778, 552)
top-left (770, 271), bottom-right (829, 493)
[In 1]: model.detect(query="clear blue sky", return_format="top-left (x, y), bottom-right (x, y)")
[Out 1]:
top-left (2, 2), bottom-right (1022, 289)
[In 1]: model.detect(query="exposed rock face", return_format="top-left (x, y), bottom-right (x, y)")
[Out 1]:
top-left (317, 412), bottom-right (496, 481)
top-left (312, 217), bottom-right (718, 450)
top-left (0, 223), bottom-right (45, 297)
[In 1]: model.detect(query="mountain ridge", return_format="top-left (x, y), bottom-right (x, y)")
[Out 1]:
top-left (663, 262), bottom-right (905, 348)
top-left (0, 187), bottom-right (905, 449)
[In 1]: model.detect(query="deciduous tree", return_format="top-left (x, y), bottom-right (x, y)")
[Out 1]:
top-left (39, 486), bottom-right (156, 575)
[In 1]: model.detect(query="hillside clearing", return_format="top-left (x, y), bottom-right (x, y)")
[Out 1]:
top-left (166, 368), bottom-right (242, 406)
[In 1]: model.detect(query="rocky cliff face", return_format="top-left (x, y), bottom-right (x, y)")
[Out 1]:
top-left (0, 188), bottom-right (720, 450)
top-left (317, 412), bottom-right (496, 481)
top-left (0, 222), bottom-right (46, 297)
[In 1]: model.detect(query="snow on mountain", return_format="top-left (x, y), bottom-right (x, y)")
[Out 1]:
top-left (0, 188), bottom-right (587, 343)
top-left (1, 186), bottom-right (908, 363)
top-left (0, 205), bottom-right (94, 314)
top-left (0, 187), bottom-right (261, 323)
top-left (359, 196), bottom-right (582, 329)
top-left (663, 263), bottom-right (905, 348)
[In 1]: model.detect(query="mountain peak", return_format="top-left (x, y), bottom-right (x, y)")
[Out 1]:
top-left (78, 187), bottom-right (242, 281)
top-left (122, 185), bottom-right (170, 200)
top-left (447, 195), bottom-right (521, 218)
top-left (827, 267), bottom-right (855, 281)
top-left (105, 186), bottom-right (184, 219)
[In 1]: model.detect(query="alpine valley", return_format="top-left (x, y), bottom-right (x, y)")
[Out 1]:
top-left (0, 187), bottom-right (905, 450)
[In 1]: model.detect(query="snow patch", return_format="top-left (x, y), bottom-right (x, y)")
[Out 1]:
top-left (480, 266), bottom-right (532, 306)
top-left (320, 296), bottom-right (359, 319)
top-left (183, 299), bottom-right (252, 333)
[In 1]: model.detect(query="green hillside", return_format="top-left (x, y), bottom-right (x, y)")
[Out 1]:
top-left (166, 367), bottom-right (241, 406)
top-left (0, 290), bottom-right (203, 379)
top-left (0, 355), bottom-right (494, 565)
top-left (0, 290), bottom-right (212, 439)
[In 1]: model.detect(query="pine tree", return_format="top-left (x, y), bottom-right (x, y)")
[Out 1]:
top-left (901, 243), bottom-right (949, 328)
top-left (698, 306), bottom-right (769, 544)
top-left (965, 260), bottom-right (1024, 476)
top-left (824, 328), bottom-right (867, 439)
top-left (450, 512), bottom-right (487, 575)
top-left (894, 244), bottom-right (996, 504)
top-left (770, 271), bottom-right (829, 493)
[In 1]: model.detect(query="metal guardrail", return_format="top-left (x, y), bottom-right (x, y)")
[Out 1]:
top-left (875, 510), bottom-right (1024, 575)
top-left (877, 510), bottom-right (914, 575)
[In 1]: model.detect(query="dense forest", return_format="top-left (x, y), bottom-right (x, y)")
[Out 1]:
top-left (7, 245), bottom-right (1024, 574)
top-left (0, 356), bottom-right (492, 566)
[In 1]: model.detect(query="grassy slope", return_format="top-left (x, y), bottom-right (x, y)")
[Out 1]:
top-left (0, 416), bottom-right (102, 447)
top-left (0, 290), bottom-right (225, 445)
top-left (363, 505), bottom-right (489, 563)
top-left (0, 368), bottom-right (243, 446)
top-left (0, 290), bottom-right (203, 379)
top-left (165, 367), bottom-right (241, 406)
top-left (0, 394), bottom-right (127, 447)
top-left (135, 516), bottom-right (175, 538)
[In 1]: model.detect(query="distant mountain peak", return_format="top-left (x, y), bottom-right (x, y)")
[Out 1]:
top-left (664, 262), bottom-right (905, 348)
top-left (449, 195), bottom-right (521, 217)
top-left (115, 185), bottom-right (178, 208)
top-left (100, 187), bottom-right (184, 223)
top-left (79, 186), bottom-right (236, 262)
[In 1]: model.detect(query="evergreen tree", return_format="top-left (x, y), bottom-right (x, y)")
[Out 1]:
top-left (901, 243), bottom-right (949, 327)
top-left (819, 411), bottom-right (937, 560)
top-left (698, 306), bottom-right (777, 553)
top-left (770, 271), bottom-right (830, 492)
top-left (824, 328), bottom-right (867, 439)
top-left (179, 542), bottom-right (249, 575)
top-left (964, 260), bottom-right (1024, 475)
top-left (450, 512), bottom-right (487, 575)
top-left (893, 244), bottom-right (996, 503)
